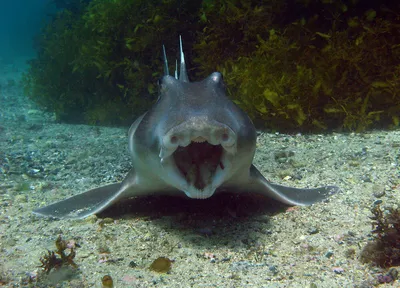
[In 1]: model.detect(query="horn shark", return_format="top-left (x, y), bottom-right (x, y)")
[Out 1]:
top-left (33, 37), bottom-right (339, 219)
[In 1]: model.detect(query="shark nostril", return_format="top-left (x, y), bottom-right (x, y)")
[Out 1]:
top-left (170, 135), bottom-right (178, 144)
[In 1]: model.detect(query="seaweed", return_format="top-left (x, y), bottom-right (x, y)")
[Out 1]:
top-left (38, 235), bottom-right (80, 274)
top-left (24, 0), bottom-right (202, 125)
top-left (24, 0), bottom-right (400, 131)
top-left (194, 0), bottom-right (400, 131)
top-left (360, 204), bottom-right (400, 268)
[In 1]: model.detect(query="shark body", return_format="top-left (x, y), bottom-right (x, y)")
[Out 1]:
top-left (33, 38), bottom-right (339, 219)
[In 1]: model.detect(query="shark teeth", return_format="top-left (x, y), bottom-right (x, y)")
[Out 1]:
top-left (159, 138), bottom-right (232, 199)
top-left (191, 136), bottom-right (207, 143)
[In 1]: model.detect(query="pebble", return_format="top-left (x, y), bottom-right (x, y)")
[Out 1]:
top-left (308, 227), bottom-right (319, 234)
top-left (372, 184), bottom-right (385, 198)
top-left (360, 175), bottom-right (372, 182)
top-left (129, 261), bottom-right (138, 268)
top-left (269, 265), bottom-right (278, 275)
top-left (325, 251), bottom-right (334, 258)
top-left (332, 267), bottom-right (344, 274)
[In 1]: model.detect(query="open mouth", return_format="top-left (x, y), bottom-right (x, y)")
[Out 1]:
top-left (159, 122), bottom-right (237, 199)
top-left (173, 141), bottom-right (224, 191)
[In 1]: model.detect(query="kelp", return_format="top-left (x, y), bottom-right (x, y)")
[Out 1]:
top-left (24, 0), bottom-right (400, 131)
top-left (199, 8), bottom-right (400, 130)
top-left (24, 0), bottom-right (201, 124)
top-left (360, 205), bottom-right (400, 268)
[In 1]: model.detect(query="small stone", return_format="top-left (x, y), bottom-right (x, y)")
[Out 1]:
top-left (325, 251), bottom-right (334, 258)
top-left (347, 231), bottom-right (356, 237)
top-left (308, 227), bottom-right (319, 234)
top-left (129, 261), bottom-right (138, 268)
top-left (332, 267), bottom-right (344, 274)
top-left (360, 175), bottom-right (372, 182)
top-left (268, 265), bottom-right (278, 275)
top-left (372, 184), bottom-right (385, 198)
top-left (299, 235), bottom-right (307, 241)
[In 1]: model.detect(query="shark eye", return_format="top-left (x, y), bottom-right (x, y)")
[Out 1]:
top-left (170, 135), bottom-right (178, 144)
top-left (221, 133), bottom-right (229, 142)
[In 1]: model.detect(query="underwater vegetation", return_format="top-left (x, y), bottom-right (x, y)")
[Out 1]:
top-left (360, 204), bottom-right (400, 268)
top-left (195, 0), bottom-right (400, 131)
top-left (24, 0), bottom-right (202, 124)
top-left (38, 235), bottom-right (80, 274)
top-left (24, 0), bottom-right (400, 131)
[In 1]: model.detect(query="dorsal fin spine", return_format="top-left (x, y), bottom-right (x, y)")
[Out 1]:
top-left (179, 35), bottom-right (189, 82)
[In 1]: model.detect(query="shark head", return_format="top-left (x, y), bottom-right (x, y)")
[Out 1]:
top-left (130, 37), bottom-right (257, 199)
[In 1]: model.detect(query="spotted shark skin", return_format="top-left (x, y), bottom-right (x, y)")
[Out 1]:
top-left (33, 37), bottom-right (339, 219)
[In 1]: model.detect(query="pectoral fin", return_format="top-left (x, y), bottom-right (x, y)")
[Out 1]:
top-left (248, 165), bottom-right (339, 206)
top-left (33, 168), bottom-right (142, 219)
top-left (33, 183), bottom-right (124, 219)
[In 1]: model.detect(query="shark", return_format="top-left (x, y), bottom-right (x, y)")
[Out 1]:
top-left (33, 37), bottom-right (339, 219)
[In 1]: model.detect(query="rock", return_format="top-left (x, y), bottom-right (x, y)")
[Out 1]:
top-left (372, 184), bottom-right (385, 198)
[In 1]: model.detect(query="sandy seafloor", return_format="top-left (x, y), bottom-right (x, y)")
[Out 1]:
top-left (0, 59), bottom-right (399, 288)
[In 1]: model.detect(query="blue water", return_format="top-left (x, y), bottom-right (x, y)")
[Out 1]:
top-left (0, 0), bottom-right (57, 60)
